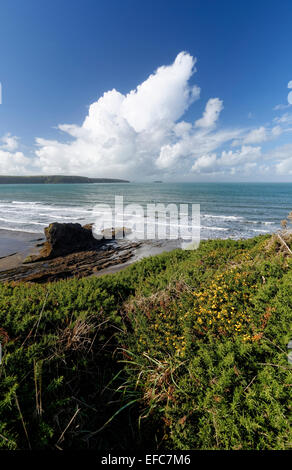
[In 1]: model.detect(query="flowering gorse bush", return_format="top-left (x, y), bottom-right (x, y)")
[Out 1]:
top-left (0, 235), bottom-right (291, 450)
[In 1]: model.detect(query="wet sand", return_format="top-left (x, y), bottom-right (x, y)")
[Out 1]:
top-left (0, 229), bottom-right (44, 255)
top-left (0, 230), bottom-right (45, 271)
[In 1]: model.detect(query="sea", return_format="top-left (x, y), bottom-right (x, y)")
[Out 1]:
top-left (0, 182), bottom-right (291, 240)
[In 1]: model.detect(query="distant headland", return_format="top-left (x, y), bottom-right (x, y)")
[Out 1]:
top-left (0, 175), bottom-right (129, 184)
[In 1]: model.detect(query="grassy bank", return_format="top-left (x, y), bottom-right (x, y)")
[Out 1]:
top-left (0, 235), bottom-right (291, 450)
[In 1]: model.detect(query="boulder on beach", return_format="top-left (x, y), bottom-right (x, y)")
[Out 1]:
top-left (23, 223), bottom-right (133, 263)
top-left (23, 222), bottom-right (101, 263)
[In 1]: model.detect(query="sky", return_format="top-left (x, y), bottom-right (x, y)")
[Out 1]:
top-left (0, 0), bottom-right (292, 181)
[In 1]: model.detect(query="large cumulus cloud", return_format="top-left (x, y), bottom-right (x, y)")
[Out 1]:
top-left (2, 52), bottom-right (292, 180)
top-left (34, 52), bottom-right (245, 178)
top-left (35, 52), bottom-right (203, 178)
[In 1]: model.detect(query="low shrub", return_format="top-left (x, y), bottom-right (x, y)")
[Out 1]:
top-left (0, 235), bottom-right (291, 449)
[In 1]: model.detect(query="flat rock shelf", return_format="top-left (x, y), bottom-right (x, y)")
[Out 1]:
top-left (0, 239), bottom-right (142, 283)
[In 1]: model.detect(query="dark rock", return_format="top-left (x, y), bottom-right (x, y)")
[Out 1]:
top-left (101, 226), bottom-right (132, 239)
top-left (0, 239), bottom-right (141, 283)
top-left (23, 222), bottom-right (101, 263)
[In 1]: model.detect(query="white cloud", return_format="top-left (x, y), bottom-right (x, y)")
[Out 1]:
top-left (155, 126), bottom-right (242, 170)
top-left (0, 149), bottom-right (31, 175)
top-left (243, 126), bottom-right (267, 144)
top-left (0, 133), bottom-right (19, 151)
top-left (34, 52), bottom-right (203, 178)
top-left (267, 143), bottom-right (292, 163)
top-left (219, 145), bottom-right (262, 166)
top-left (33, 53), bottom-right (236, 178)
top-left (0, 134), bottom-right (33, 175)
top-left (260, 143), bottom-right (292, 175)
top-left (191, 153), bottom-right (217, 172)
top-left (195, 98), bottom-right (223, 128)
top-left (120, 52), bottom-right (200, 132)
top-left (271, 125), bottom-right (282, 137)
top-left (1, 53), bottom-right (291, 180)
top-left (273, 112), bottom-right (292, 124)
top-left (232, 123), bottom-right (287, 148)
top-left (276, 157), bottom-right (292, 175)
top-left (190, 146), bottom-right (262, 176)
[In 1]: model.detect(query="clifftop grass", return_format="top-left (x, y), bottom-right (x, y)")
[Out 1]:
top-left (0, 235), bottom-right (291, 450)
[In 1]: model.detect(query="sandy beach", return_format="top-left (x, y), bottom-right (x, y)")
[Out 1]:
top-left (0, 230), bottom-right (45, 271)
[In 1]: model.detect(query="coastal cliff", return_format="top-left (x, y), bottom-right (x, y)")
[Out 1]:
top-left (0, 175), bottom-right (129, 184)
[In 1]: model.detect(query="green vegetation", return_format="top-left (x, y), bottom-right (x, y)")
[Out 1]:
top-left (0, 175), bottom-right (129, 184)
top-left (0, 235), bottom-right (291, 450)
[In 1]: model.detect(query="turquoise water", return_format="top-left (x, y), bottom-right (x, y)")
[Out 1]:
top-left (0, 182), bottom-right (291, 239)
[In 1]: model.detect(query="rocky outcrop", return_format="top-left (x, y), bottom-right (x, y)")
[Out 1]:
top-left (23, 222), bottom-right (133, 264)
top-left (24, 222), bottom-right (101, 262)
top-left (1, 240), bottom-right (141, 284)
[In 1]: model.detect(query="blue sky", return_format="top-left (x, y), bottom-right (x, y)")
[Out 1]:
top-left (0, 0), bottom-right (292, 181)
